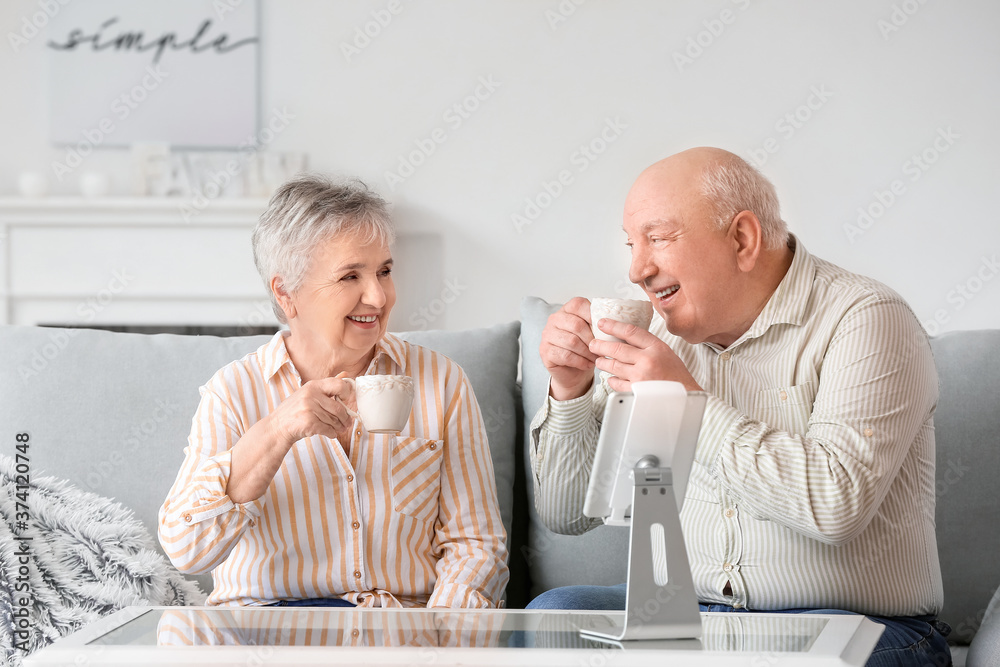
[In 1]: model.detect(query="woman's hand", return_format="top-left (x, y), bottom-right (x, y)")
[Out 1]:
top-left (228, 375), bottom-right (357, 504)
top-left (268, 376), bottom-right (357, 445)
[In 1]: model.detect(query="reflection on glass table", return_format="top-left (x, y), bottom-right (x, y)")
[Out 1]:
top-left (152, 607), bottom-right (503, 649)
top-left (98, 607), bottom-right (826, 653)
top-left (24, 606), bottom-right (882, 667)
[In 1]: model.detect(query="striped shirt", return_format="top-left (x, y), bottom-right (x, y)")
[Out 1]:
top-left (158, 332), bottom-right (509, 608)
top-left (531, 237), bottom-right (943, 617)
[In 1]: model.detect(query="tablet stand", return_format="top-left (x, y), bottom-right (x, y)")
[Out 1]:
top-left (580, 383), bottom-right (703, 642)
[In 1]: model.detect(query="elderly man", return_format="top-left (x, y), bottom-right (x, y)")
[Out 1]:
top-left (528, 147), bottom-right (950, 667)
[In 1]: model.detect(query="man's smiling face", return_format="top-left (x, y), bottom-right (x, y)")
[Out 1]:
top-left (623, 156), bottom-right (748, 347)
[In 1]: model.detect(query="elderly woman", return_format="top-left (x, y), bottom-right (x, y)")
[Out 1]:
top-left (158, 175), bottom-right (508, 608)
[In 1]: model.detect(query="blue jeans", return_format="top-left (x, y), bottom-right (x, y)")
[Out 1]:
top-left (527, 584), bottom-right (952, 667)
top-left (270, 597), bottom-right (356, 607)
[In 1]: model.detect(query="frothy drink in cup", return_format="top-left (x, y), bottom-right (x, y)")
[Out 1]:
top-left (343, 375), bottom-right (414, 433)
top-left (590, 298), bottom-right (654, 343)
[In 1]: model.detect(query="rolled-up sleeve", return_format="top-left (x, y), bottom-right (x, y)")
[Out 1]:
top-left (158, 385), bottom-right (264, 574)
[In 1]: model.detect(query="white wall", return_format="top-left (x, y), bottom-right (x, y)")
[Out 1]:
top-left (2, 0), bottom-right (998, 334)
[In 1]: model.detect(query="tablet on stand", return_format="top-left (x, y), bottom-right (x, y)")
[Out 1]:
top-left (580, 380), bottom-right (708, 643)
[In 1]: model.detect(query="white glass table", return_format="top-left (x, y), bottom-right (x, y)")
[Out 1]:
top-left (23, 606), bottom-right (883, 666)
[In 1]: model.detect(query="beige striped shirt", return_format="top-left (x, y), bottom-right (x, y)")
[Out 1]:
top-left (159, 332), bottom-right (509, 608)
top-left (531, 238), bottom-right (943, 616)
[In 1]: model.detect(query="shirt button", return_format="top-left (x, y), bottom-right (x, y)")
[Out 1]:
top-left (719, 352), bottom-right (731, 361)
top-left (183, 513), bottom-right (193, 523)
top-left (351, 629), bottom-right (360, 638)
top-left (864, 428), bottom-right (874, 437)
top-left (428, 443), bottom-right (437, 451)
top-left (347, 474), bottom-right (354, 483)
top-left (724, 509), bottom-right (735, 518)
top-left (723, 562), bottom-right (733, 572)
top-left (732, 602), bottom-right (743, 609)
top-left (353, 570), bottom-right (362, 579)
top-left (779, 390), bottom-right (788, 401)
top-left (352, 521), bottom-right (360, 530)
top-left (356, 430), bottom-right (362, 437)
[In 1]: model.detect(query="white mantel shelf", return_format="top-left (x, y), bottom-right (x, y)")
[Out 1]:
top-left (0, 197), bottom-right (271, 226)
top-left (0, 197), bottom-right (434, 331)
top-left (0, 197), bottom-right (276, 327)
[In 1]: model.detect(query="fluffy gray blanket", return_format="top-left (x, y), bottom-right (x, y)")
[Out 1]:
top-left (0, 455), bottom-right (205, 665)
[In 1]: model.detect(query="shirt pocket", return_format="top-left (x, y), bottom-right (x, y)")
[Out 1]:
top-left (389, 436), bottom-right (445, 522)
top-left (753, 382), bottom-right (816, 435)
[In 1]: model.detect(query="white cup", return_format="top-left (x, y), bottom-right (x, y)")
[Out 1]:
top-left (590, 298), bottom-right (654, 343)
top-left (341, 375), bottom-right (414, 433)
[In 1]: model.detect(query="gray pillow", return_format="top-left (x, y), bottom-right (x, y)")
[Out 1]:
top-left (0, 454), bottom-right (204, 664)
top-left (929, 330), bottom-right (1000, 646)
top-left (519, 297), bottom-right (629, 599)
top-left (397, 321), bottom-right (521, 539)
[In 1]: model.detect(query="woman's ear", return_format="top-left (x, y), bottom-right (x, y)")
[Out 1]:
top-left (271, 277), bottom-right (296, 321)
top-left (730, 210), bottom-right (763, 273)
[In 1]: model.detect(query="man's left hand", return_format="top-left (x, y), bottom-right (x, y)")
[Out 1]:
top-left (589, 318), bottom-right (703, 393)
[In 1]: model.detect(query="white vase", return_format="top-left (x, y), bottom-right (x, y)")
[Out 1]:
top-left (79, 171), bottom-right (111, 198)
top-left (17, 172), bottom-right (48, 197)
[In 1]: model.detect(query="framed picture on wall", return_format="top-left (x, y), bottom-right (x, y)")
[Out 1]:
top-left (47, 0), bottom-right (259, 149)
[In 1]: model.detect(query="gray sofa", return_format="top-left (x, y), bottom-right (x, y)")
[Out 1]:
top-left (1, 295), bottom-right (998, 665)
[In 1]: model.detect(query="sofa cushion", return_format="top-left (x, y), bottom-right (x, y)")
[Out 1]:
top-left (0, 455), bottom-right (205, 663)
top-left (0, 326), bottom-right (275, 593)
top-left (929, 330), bottom-right (1000, 645)
top-left (0, 322), bottom-right (521, 598)
top-left (396, 321), bottom-right (522, 539)
top-left (519, 297), bottom-right (628, 599)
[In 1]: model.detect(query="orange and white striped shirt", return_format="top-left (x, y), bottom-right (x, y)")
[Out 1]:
top-left (158, 331), bottom-right (509, 608)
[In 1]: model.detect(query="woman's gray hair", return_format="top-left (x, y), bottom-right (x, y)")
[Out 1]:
top-left (252, 174), bottom-right (395, 323)
top-left (700, 155), bottom-right (789, 250)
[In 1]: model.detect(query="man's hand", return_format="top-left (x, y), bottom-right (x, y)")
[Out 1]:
top-left (590, 318), bottom-right (703, 393)
top-left (539, 297), bottom-right (599, 400)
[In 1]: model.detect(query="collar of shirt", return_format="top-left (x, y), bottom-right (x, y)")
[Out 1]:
top-left (258, 330), bottom-right (408, 382)
top-left (711, 234), bottom-right (816, 353)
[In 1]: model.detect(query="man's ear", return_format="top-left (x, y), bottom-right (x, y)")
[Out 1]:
top-left (271, 277), bottom-right (296, 321)
top-left (730, 210), bottom-right (763, 273)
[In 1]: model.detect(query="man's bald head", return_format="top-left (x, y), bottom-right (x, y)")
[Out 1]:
top-left (622, 147), bottom-right (794, 346)
top-left (629, 147), bottom-right (788, 250)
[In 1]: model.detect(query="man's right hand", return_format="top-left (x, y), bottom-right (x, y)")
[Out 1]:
top-left (539, 297), bottom-right (599, 401)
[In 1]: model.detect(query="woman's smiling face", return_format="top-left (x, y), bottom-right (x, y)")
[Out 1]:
top-left (283, 232), bottom-right (396, 368)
